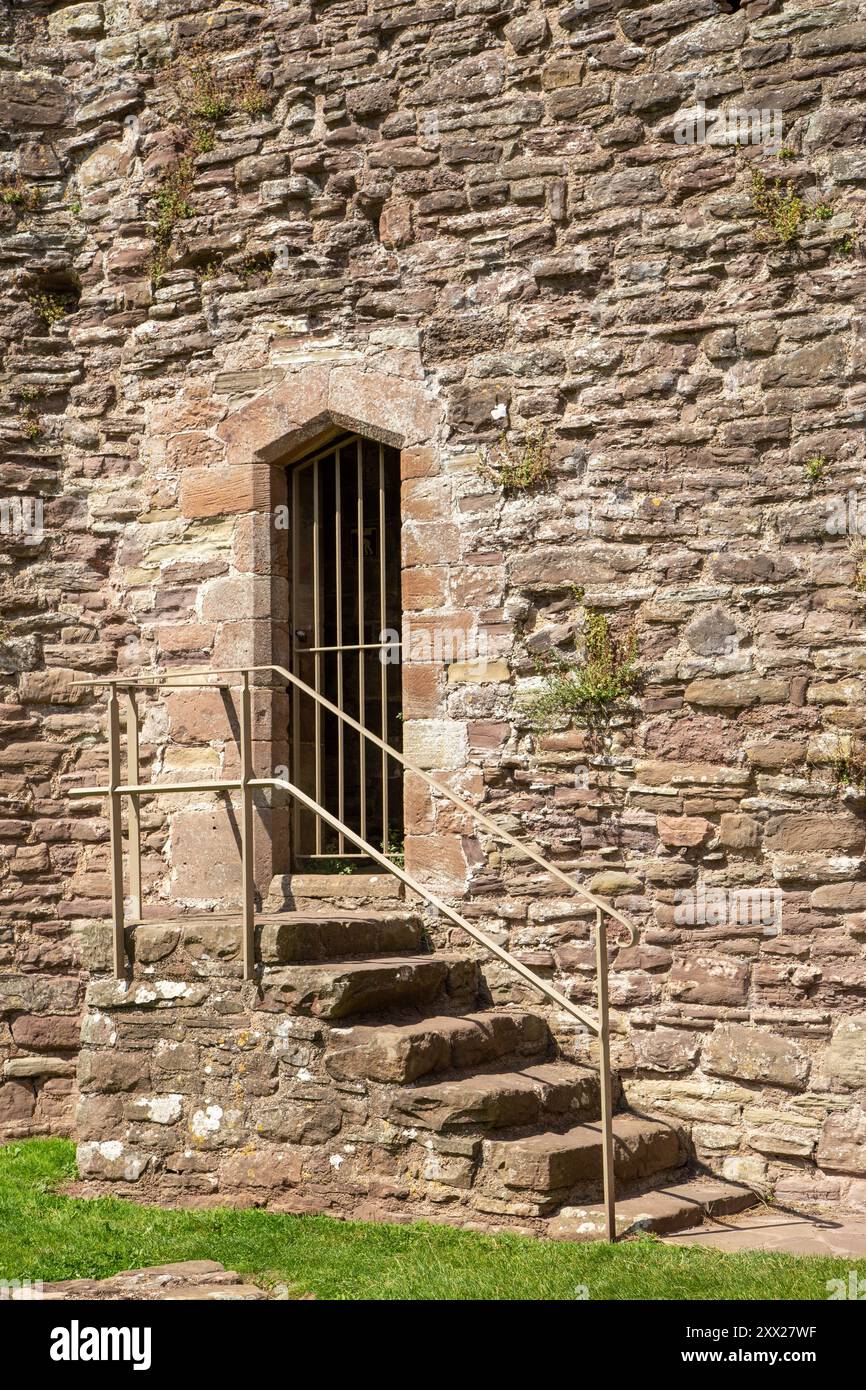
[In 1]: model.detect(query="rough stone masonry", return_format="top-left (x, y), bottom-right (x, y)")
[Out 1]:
top-left (2, 0), bottom-right (866, 1212)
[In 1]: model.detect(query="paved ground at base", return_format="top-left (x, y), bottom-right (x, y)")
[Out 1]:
top-left (20, 1260), bottom-right (307, 1300)
top-left (664, 1212), bottom-right (866, 1259)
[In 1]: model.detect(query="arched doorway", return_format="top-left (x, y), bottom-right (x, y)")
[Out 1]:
top-left (289, 433), bottom-right (403, 869)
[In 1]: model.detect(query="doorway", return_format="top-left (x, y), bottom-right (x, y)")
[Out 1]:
top-left (289, 434), bottom-right (403, 869)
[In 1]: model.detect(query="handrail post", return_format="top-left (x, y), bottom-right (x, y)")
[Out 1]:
top-left (240, 670), bottom-right (255, 980)
top-left (107, 682), bottom-right (125, 977)
top-left (595, 907), bottom-right (616, 1242)
top-left (125, 688), bottom-right (142, 923)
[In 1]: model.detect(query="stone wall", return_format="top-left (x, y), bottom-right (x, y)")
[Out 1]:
top-left (2, 0), bottom-right (866, 1199)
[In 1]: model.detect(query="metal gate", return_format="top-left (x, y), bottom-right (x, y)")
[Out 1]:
top-left (290, 433), bottom-right (403, 867)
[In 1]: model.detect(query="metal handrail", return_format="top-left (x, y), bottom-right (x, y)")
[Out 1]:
top-left (262, 774), bottom-right (599, 1030)
top-left (75, 663), bottom-right (636, 943)
top-left (263, 661), bottom-right (637, 940)
top-left (69, 663), bottom-right (637, 1239)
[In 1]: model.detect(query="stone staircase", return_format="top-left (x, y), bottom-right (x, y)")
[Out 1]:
top-left (254, 905), bottom-right (757, 1239)
top-left (77, 902), bottom-right (758, 1236)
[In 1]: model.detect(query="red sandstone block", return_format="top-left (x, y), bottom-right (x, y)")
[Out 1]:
top-left (402, 664), bottom-right (441, 719)
top-left (180, 465), bottom-right (271, 519)
top-left (401, 476), bottom-right (451, 521)
top-left (0, 1080), bottom-right (35, 1123)
top-left (468, 721), bottom-right (509, 751)
top-left (165, 432), bottom-right (225, 470)
top-left (403, 522), bottom-right (461, 567)
top-left (401, 446), bottom-right (436, 479)
top-left (10, 1013), bottom-right (80, 1050)
top-left (404, 772), bottom-right (435, 835)
top-left (148, 387), bottom-right (224, 436)
top-left (155, 623), bottom-right (214, 657)
top-left (404, 832), bottom-right (473, 889)
top-left (402, 567), bottom-right (449, 611)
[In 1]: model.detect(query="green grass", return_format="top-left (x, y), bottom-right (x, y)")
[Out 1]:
top-left (0, 1140), bottom-right (862, 1301)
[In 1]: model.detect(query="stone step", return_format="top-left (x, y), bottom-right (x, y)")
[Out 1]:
top-left (325, 1010), bottom-right (551, 1084)
top-left (390, 1061), bottom-right (603, 1132)
top-left (482, 1113), bottom-right (688, 1205)
top-left (130, 910), bottom-right (422, 965)
top-left (267, 873), bottom-right (404, 911)
top-left (259, 911), bottom-right (423, 963)
top-left (265, 955), bottom-right (479, 1019)
top-left (548, 1177), bottom-right (758, 1242)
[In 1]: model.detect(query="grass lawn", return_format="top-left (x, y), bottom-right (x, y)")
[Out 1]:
top-left (0, 1138), bottom-right (862, 1301)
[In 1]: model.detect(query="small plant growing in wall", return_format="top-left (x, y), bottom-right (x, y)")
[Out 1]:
top-left (149, 56), bottom-right (270, 288)
top-left (804, 455), bottom-right (830, 488)
top-left (386, 832), bottom-right (405, 870)
top-left (196, 256), bottom-right (225, 286)
top-left (0, 174), bottom-right (40, 216)
top-left (238, 251), bottom-right (275, 286)
top-left (750, 171), bottom-right (837, 247)
top-left (186, 61), bottom-right (233, 123)
top-left (170, 57), bottom-right (270, 152)
top-left (26, 288), bottom-right (74, 327)
top-left (234, 71), bottom-right (268, 118)
top-left (483, 429), bottom-right (551, 497)
top-left (191, 125), bottom-right (216, 154)
top-left (831, 736), bottom-right (866, 793)
top-left (849, 540), bottom-right (866, 594)
top-left (19, 384), bottom-right (43, 438)
top-left (528, 603), bottom-right (641, 728)
top-left (148, 157), bottom-right (195, 286)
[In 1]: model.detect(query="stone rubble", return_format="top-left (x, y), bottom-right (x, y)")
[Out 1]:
top-left (32, 1259), bottom-right (282, 1301)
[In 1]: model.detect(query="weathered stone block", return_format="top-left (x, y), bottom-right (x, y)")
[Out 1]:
top-left (719, 814), bottom-right (761, 850)
top-left (811, 883), bottom-right (866, 912)
top-left (86, 980), bottom-right (208, 1010)
top-left (402, 719), bottom-right (468, 770)
top-left (79, 1051), bottom-right (150, 1093)
top-left (633, 1029), bottom-right (700, 1074)
top-left (669, 956), bottom-right (749, 1007)
top-left (822, 1016), bottom-right (866, 1088)
top-left (657, 815), bottom-right (711, 847)
top-left (48, 3), bottom-right (104, 38)
top-left (745, 1107), bottom-right (820, 1159)
top-left (256, 1102), bottom-right (342, 1144)
top-left (10, 1014), bottom-right (80, 1050)
top-left (77, 1140), bottom-right (149, 1182)
top-left (179, 466), bottom-right (271, 520)
top-left (18, 669), bottom-right (86, 705)
top-left (764, 815), bottom-right (864, 855)
top-left (126, 1094), bottom-right (184, 1125)
top-left (0, 1080), bottom-right (35, 1124)
top-left (684, 677), bottom-right (789, 709)
top-left (702, 1024), bottom-right (810, 1089)
top-left (134, 927), bottom-right (181, 964)
top-left (588, 870), bottom-right (642, 895)
top-left (4, 1056), bottom-right (76, 1079)
top-left (817, 1108), bottom-right (866, 1175)
top-left (219, 1150), bottom-right (303, 1189)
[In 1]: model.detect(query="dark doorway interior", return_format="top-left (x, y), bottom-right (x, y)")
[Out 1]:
top-left (290, 434), bottom-right (403, 869)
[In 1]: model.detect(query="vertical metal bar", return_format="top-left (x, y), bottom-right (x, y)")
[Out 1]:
top-left (125, 688), bottom-right (141, 922)
top-left (356, 438), bottom-right (366, 845)
top-left (291, 465), bottom-right (301, 859)
top-left (335, 448), bottom-right (345, 854)
top-left (595, 907), bottom-right (616, 1242)
top-left (240, 671), bottom-right (256, 980)
top-left (107, 682), bottom-right (125, 977)
top-left (378, 442), bottom-right (388, 854)
top-left (313, 457), bottom-right (322, 855)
